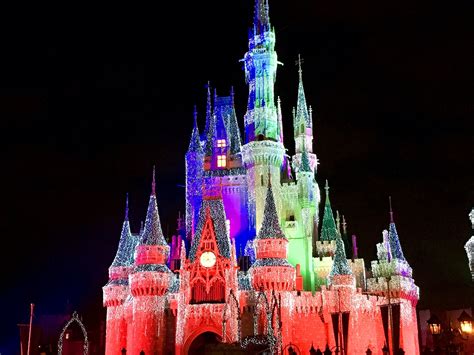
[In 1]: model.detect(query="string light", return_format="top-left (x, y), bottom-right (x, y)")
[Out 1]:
top-left (58, 312), bottom-right (89, 355)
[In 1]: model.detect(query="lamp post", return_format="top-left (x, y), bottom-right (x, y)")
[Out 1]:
top-left (458, 311), bottom-right (473, 336)
top-left (427, 312), bottom-right (473, 354)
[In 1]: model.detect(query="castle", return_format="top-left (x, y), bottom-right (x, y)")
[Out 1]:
top-left (103, 0), bottom-right (420, 353)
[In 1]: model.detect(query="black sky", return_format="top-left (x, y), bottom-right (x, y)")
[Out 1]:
top-left (2, 0), bottom-right (473, 352)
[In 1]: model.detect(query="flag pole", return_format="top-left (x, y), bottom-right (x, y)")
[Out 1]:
top-left (27, 303), bottom-right (34, 355)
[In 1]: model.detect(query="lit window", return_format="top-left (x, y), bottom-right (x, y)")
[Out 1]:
top-left (217, 155), bottom-right (226, 168)
top-left (65, 333), bottom-right (70, 340)
top-left (217, 139), bottom-right (226, 148)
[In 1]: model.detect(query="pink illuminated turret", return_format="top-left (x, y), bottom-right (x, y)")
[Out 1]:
top-left (103, 194), bottom-right (137, 355)
top-left (128, 167), bottom-right (172, 354)
top-left (250, 180), bottom-right (295, 291)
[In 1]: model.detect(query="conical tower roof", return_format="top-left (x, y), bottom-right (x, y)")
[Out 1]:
top-left (320, 180), bottom-right (338, 241)
top-left (295, 55), bottom-right (311, 129)
top-left (187, 106), bottom-right (203, 154)
top-left (227, 87), bottom-right (242, 154)
top-left (202, 82), bottom-right (212, 139)
top-left (141, 167), bottom-right (167, 246)
top-left (204, 89), bottom-right (217, 156)
top-left (329, 232), bottom-right (352, 277)
top-left (110, 194), bottom-right (136, 267)
top-left (388, 197), bottom-right (406, 261)
top-left (257, 179), bottom-right (286, 239)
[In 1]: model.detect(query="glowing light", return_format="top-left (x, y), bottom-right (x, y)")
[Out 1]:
top-left (217, 154), bottom-right (226, 168)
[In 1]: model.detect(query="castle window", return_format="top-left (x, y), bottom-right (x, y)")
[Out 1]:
top-left (217, 155), bottom-right (226, 168)
top-left (217, 139), bottom-right (226, 148)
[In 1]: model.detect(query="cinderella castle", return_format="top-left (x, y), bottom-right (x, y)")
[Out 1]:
top-left (103, 0), bottom-right (420, 353)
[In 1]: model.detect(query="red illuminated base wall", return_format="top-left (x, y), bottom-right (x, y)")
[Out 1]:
top-left (105, 289), bottom-right (420, 355)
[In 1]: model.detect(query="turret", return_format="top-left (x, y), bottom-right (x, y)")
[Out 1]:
top-left (366, 198), bottom-right (420, 354)
top-left (315, 180), bottom-right (338, 257)
top-left (103, 194), bottom-right (137, 355)
top-left (328, 226), bottom-right (353, 285)
top-left (249, 179), bottom-right (295, 291)
top-left (368, 197), bottom-right (419, 299)
top-left (128, 168), bottom-right (172, 355)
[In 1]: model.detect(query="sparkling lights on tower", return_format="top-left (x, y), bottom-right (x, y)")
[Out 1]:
top-left (103, 0), bottom-right (421, 353)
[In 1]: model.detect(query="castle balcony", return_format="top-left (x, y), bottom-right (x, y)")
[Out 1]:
top-left (255, 239), bottom-right (288, 259)
top-left (241, 141), bottom-right (284, 167)
top-left (315, 240), bottom-right (336, 257)
top-left (370, 258), bottom-right (413, 279)
top-left (103, 283), bottom-right (128, 307)
top-left (135, 245), bottom-right (169, 265)
top-left (250, 265), bottom-right (295, 291)
top-left (108, 265), bottom-right (131, 281)
top-left (129, 271), bottom-right (171, 297)
top-left (367, 275), bottom-right (420, 302)
top-left (186, 303), bottom-right (225, 319)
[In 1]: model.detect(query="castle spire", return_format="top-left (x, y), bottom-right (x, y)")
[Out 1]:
top-left (188, 106), bottom-right (203, 153)
top-left (277, 96), bottom-right (284, 143)
top-left (151, 165), bottom-right (156, 196)
top-left (387, 197), bottom-right (406, 261)
top-left (227, 87), bottom-right (242, 154)
top-left (141, 167), bottom-right (167, 246)
top-left (204, 87), bottom-right (217, 156)
top-left (329, 231), bottom-right (352, 277)
top-left (295, 54), bottom-right (311, 130)
top-left (320, 180), bottom-right (338, 241)
top-left (125, 192), bottom-right (129, 221)
top-left (257, 179), bottom-right (286, 239)
top-left (203, 82), bottom-right (212, 137)
top-left (254, 0), bottom-right (271, 35)
top-left (110, 194), bottom-right (135, 267)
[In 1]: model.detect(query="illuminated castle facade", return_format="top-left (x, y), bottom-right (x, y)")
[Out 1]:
top-left (103, 1), bottom-right (421, 353)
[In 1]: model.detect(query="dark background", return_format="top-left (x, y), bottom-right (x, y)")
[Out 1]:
top-left (2, 0), bottom-right (473, 353)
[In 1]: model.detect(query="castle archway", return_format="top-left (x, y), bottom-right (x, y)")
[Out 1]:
top-left (184, 327), bottom-right (222, 354)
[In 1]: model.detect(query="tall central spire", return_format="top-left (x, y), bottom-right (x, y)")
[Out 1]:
top-left (254, 0), bottom-right (270, 35)
top-left (243, 0), bottom-right (279, 142)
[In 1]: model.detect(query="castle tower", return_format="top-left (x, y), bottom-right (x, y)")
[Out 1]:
top-left (103, 194), bottom-right (137, 355)
top-left (367, 198), bottom-right (420, 355)
top-left (241, 0), bottom-right (285, 233)
top-left (287, 145), bottom-right (316, 291)
top-left (186, 106), bottom-right (204, 242)
top-left (313, 181), bottom-right (338, 288)
top-left (327, 223), bottom-right (356, 354)
top-left (129, 168), bottom-right (172, 355)
top-left (249, 178), bottom-right (295, 347)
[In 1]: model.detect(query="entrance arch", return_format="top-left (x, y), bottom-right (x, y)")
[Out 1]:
top-left (183, 327), bottom-right (222, 354)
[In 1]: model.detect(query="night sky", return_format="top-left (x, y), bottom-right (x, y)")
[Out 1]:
top-left (2, 0), bottom-right (473, 352)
